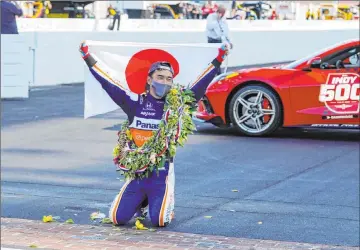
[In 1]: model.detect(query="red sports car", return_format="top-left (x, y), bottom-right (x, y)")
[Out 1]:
top-left (196, 39), bottom-right (360, 136)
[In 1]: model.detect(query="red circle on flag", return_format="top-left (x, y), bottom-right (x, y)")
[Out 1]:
top-left (125, 49), bottom-right (180, 94)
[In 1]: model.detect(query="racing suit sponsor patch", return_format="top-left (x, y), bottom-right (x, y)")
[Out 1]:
top-left (144, 101), bottom-right (155, 111)
top-left (140, 111), bottom-right (156, 117)
top-left (129, 128), bottom-right (154, 147)
top-left (130, 117), bottom-right (160, 130)
top-left (129, 117), bottom-right (161, 147)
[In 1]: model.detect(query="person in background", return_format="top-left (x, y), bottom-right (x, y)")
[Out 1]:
top-left (231, 0), bottom-right (237, 18)
top-left (206, 5), bottom-right (232, 48)
top-left (201, 0), bottom-right (218, 19)
top-left (107, 4), bottom-right (120, 31)
top-left (186, 3), bottom-right (193, 19)
top-left (68, 1), bottom-right (76, 18)
top-left (42, 1), bottom-right (52, 18)
top-left (186, 3), bottom-right (200, 19)
top-left (206, 5), bottom-right (232, 75)
top-left (176, 2), bottom-right (185, 19)
top-left (1, 0), bottom-right (23, 34)
top-left (269, 10), bottom-right (277, 20)
top-left (192, 4), bottom-right (201, 19)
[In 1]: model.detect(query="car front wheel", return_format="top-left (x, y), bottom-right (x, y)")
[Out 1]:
top-left (229, 85), bottom-right (282, 136)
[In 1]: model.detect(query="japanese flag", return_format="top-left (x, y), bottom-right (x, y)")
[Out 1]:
top-left (84, 41), bottom-right (220, 119)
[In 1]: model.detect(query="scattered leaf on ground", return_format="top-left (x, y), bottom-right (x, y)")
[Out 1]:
top-left (29, 245), bottom-right (38, 248)
top-left (90, 211), bottom-right (106, 220)
top-left (231, 189), bottom-right (239, 192)
top-left (101, 218), bottom-right (113, 224)
top-left (204, 216), bottom-right (213, 219)
top-left (42, 215), bottom-right (54, 223)
top-left (135, 219), bottom-right (148, 230)
top-left (65, 219), bottom-right (74, 224)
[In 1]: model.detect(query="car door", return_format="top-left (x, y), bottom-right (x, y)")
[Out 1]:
top-left (289, 46), bottom-right (360, 126)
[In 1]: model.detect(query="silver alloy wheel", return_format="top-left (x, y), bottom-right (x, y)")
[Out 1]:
top-left (232, 89), bottom-right (276, 133)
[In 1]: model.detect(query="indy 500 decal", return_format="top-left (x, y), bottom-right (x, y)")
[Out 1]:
top-left (319, 73), bottom-right (360, 114)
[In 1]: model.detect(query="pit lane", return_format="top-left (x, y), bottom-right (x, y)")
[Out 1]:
top-left (1, 81), bottom-right (359, 247)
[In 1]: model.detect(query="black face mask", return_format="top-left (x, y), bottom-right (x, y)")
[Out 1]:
top-left (151, 80), bottom-right (171, 99)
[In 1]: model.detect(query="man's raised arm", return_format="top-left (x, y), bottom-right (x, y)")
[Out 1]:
top-left (79, 42), bottom-right (138, 115)
top-left (189, 44), bottom-right (228, 101)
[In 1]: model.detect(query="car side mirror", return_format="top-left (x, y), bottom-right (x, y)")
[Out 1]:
top-left (302, 57), bottom-right (322, 72)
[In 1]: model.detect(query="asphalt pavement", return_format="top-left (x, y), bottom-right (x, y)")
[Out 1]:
top-left (1, 82), bottom-right (359, 248)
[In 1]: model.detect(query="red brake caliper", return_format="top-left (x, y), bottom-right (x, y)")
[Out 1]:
top-left (262, 98), bottom-right (271, 123)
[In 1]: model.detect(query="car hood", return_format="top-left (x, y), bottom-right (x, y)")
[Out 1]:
top-left (225, 66), bottom-right (297, 85)
top-left (235, 64), bottom-right (288, 73)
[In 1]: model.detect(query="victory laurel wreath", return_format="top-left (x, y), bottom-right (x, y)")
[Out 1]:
top-left (112, 85), bottom-right (198, 179)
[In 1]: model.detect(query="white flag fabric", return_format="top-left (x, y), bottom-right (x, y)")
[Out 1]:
top-left (84, 41), bottom-right (219, 119)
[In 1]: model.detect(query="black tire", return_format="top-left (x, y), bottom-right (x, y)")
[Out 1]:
top-left (228, 85), bottom-right (282, 136)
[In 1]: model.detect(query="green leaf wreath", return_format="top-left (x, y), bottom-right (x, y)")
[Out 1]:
top-left (112, 85), bottom-right (198, 179)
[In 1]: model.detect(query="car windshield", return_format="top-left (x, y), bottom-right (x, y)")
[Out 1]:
top-left (282, 41), bottom-right (352, 69)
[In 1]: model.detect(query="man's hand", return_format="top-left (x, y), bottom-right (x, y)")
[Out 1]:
top-left (79, 41), bottom-right (90, 59)
top-left (216, 44), bottom-right (229, 63)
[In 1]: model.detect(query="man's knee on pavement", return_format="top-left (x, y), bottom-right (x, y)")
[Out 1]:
top-left (150, 211), bottom-right (174, 227)
top-left (109, 195), bottom-right (133, 225)
top-left (150, 217), bottom-right (170, 227)
top-left (112, 217), bottom-right (130, 225)
top-left (109, 208), bottom-right (133, 225)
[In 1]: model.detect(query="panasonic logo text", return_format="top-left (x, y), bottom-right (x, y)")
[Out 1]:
top-left (136, 120), bottom-right (159, 129)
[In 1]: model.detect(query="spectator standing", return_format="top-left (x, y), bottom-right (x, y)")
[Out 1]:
top-left (176, 2), bottom-right (185, 19)
top-left (1, 0), bottom-right (23, 34)
top-left (186, 3), bottom-right (193, 19)
top-left (231, 0), bottom-right (237, 18)
top-left (206, 5), bottom-right (232, 74)
top-left (201, 0), bottom-right (218, 19)
top-left (43, 1), bottom-right (52, 18)
top-left (193, 4), bottom-right (201, 19)
top-left (107, 4), bottom-right (120, 31)
top-left (68, 2), bottom-right (76, 18)
top-left (206, 5), bottom-right (232, 47)
top-left (186, 3), bottom-right (201, 19)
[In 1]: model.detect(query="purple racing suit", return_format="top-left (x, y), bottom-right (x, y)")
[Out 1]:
top-left (83, 52), bottom-right (222, 227)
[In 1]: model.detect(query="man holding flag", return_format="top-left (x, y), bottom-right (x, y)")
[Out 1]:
top-left (79, 41), bottom-right (229, 227)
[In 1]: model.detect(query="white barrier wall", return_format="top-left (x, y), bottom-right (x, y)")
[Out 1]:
top-left (1, 19), bottom-right (359, 94)
top-left (17, 19), bottom-right (359, 32)
top-left (32, 28), bottom-right (359, 86)
top-left (1, 34), bottom-right (35, 98)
